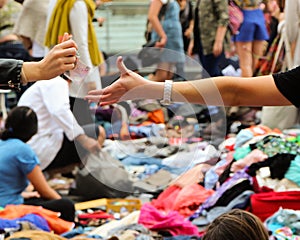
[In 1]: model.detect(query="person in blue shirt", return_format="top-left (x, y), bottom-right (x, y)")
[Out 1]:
top-left (0, 106), bottom-right (75, 222)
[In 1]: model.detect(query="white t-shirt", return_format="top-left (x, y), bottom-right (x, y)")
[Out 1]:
top-left (18, 77), bottom-right (84, 170)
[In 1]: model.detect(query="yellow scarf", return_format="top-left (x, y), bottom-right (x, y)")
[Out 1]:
top-left (44, 0), bottom-right (102, 66)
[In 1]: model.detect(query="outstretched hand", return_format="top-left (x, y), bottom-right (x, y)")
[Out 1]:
top-left (85, 56), bottom-right (151, 106)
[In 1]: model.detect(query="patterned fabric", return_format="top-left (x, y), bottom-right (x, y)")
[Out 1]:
top-left (254, 135), bottom-right (300, 157)
top-left (0, 0), bottom-right (22, 39)
top-left (189, 169), bottom-right (252, 220)
top-left (234, 0), bottom-right (261, 8)
top-left (197, 0), bottom-right (231, 55)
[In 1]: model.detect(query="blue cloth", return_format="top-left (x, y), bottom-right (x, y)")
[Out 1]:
top-left (152, 1), bottom-right (185, 63)
top-left (189, 169), bottom-right (252, 220)
top-left (234, 129), bottom-right (254, 149)
top-left (61, 226), bottom-right (102, 238)
top-left (0, 139), bottom-right (39, 207)
top-left (129, 124), bottom-right (165, 138)
top-left (121, 153), bottom-right (185, 176)
top-left (121, 153), bottom-right (163, 166)
top-left (202, 52), bottom-right (225, 77)
top-left (0, 213), bottom-right (50, 232)
top-left (285, 155), bottom-right (300, 185)
top-left (233, 8), bottom-right (269, 42)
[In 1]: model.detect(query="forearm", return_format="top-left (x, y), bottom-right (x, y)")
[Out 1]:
top-left (149, 17), bottom-right (166, 39)
top-left (148, 0), bottom-right (166, 40)
top-left (215, 26), bottom-right (227, 44)
top-left (172, 76), bottom-right (291, 106)
top-left (39, 186), bottom-right (61, 200)
top-left (141, 76), bottom-right (286, 107)
top-left (110, 78), bottom-right (236, 105)
top-left (22, 61), bottom-right (43, 82)
top-left (28, 166), bottom-right (61, 200)
top-left (172, 77), bottom-right (237, 105)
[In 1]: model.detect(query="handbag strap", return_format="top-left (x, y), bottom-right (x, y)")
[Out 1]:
top-left (270, 31), bottom-right (284, 74)
top-left (271, 22), bottom-right (293, 73)
top-left (282, 24), bottom-right (293, 70)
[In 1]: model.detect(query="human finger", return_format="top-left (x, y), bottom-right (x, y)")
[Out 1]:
top-left (63, 62), bottom-right (76, 71)
top-left (61, 47), bottom-right (78, 57)
top-left (58, 39), bottom-right (78, 50)
top-left (61, 32), bottom-right (71, 42)
top-left (99, 99), bottom-right (118, 106)
top-left (85, 95), bottom-right (102, 103)
top-left (116, 56), bottom-right (130, 75)
top-left (61, 55), bottom-right (77, 64)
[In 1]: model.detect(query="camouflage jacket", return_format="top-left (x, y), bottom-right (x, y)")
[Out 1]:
top-left (234, 0), bottom-right (262, 8)
top-left (197, 0), bottom-right (230, 55)
top-left (0, 0), bottom-right (22, 40)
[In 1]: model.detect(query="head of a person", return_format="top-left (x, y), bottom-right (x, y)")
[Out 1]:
top-left (0, 0), bottom-right (7, 8)
top-left (202, 209), bottom-right (269, 240)
top-left (0, 106), bottom-right (38, 143)
top-left (177, 0), bottom-right (187, 10)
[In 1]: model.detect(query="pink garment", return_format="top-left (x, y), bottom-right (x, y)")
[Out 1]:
top-left (231, 149), bottom-right (268, 172)
top-left (151, 185), bottom-right (180, 213)
top-left (151, 184), bottom-right (214, 217)
top-left (138, 203), bottom-right (200, 236)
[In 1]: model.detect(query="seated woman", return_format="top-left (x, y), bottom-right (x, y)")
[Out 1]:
top-left (0, 106), bottom-right (75, 222)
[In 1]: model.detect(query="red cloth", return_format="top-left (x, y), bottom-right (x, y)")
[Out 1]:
top-left (78, 210), bottom-right (114, 220)
top-left (138, 203), bottom-right (200, 236)
top-left (0, 205), bottom-right (74, 234)
top-left (151, 184), bottom-right (214, 217)
top-left (250, 191), bottom-right (300, 221)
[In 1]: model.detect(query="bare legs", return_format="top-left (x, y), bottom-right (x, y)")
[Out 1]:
top-left (235, 40), bottom-right (266, 77)
top-left (149, 62), bottom-right (175, 82)
top-left (97, 125), bottom-right (106, 147)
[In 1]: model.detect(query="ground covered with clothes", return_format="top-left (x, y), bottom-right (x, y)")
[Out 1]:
top-left (1, 101), bottom-right (300, 239)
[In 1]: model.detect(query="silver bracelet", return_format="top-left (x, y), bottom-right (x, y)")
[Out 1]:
top-left (160, 80), bottom-right (173, 105)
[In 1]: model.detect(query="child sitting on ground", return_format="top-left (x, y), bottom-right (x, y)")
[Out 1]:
top-left (0, 106), bottom-right (75, 222)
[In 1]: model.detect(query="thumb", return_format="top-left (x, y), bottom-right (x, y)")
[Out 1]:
top-left (117, 56), bottom-right (130, 75)
top-left (61, 32), bottom-right (71, 42)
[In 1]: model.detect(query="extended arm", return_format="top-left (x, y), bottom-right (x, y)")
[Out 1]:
top-left (85, 56), bottom-right (293, 107)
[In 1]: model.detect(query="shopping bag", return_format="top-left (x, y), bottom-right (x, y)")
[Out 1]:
top-left (228, 0), bottom-right (244, 35)
top-left (138, 41), bottom-right (163, 67)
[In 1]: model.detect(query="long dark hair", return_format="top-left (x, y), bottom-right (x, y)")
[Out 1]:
top-left (0, 106), bottom-right (38, 143)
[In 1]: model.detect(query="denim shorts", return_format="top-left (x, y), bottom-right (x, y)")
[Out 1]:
top-left (233, 8), bottom-right (269, 42)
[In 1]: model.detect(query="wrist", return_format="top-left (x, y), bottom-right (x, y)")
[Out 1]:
top-left (21, 67), bottom-right (28, 85)
top-left (22, 62), bottom-right (42, 82)
top-left (160, 80), bottom-right (173, 105)
top-left (76, 134), bottom-right (88, 144)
